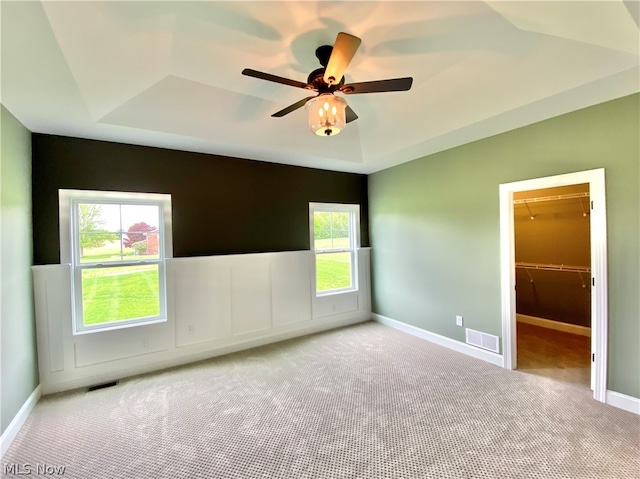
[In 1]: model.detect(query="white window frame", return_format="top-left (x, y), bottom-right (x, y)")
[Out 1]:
top-left (59, 189), bottom-right (173, 334)
top-left (309, 202), bottom-right (360, 296)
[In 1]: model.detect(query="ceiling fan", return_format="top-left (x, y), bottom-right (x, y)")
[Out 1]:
top-left (242, 32), bottom-right (413, 137)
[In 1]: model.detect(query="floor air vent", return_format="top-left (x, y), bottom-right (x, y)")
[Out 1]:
top-left (87, 381), bottom-right (118, 392)
top-left (465, 328), bottom-right (500, 353)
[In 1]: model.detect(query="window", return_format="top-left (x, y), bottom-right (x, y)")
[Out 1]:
top-left (309, 203), bottom-right (360, 294)
top-left (59, 190), bottom-right (172, 334)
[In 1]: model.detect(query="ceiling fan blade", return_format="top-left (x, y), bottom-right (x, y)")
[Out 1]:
top-left (340, 77), bottom-right (413, 95)
top-left (323, 32), bottom-right (362, 85)
top-left (242, 68), bottom-right (312, 90)
top-left (345, 106), bottom-right (358, 123)
top-left (272, 96), bottom-right (316, 117)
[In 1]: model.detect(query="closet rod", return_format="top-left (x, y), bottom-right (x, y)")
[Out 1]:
top-left (515, 261), bottom-right (590, 273)
top-left (513, 192), bottom-right (589, 205)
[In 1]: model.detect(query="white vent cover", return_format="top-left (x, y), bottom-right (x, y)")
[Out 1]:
top-left (465, 328), bottom-right (500, 353)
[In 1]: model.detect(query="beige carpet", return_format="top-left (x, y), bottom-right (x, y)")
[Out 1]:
top-left (4, 321), bottom-right (639, 478)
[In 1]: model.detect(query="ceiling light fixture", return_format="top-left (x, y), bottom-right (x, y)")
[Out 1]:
top-left (242, 32), bottom-right (413, 139)
top-left (305, 93), bottom-right (347, 137)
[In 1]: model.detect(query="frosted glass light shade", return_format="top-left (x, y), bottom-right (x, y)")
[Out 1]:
top-left (305, 94), bottom-right (347, 137)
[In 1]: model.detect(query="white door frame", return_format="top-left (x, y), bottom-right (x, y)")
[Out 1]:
top-left (499, 168), bottom-right (608, 402)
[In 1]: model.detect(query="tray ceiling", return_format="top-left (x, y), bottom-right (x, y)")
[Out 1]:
top-left (2, 1), bottom-right (638, 173)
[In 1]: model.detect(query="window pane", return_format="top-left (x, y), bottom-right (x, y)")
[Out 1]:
top-left (81, 265), bottom-right (160, 325)
top-left (78, 203), bottom-right (121, 263)
top-left (313, 210), bottom-right (351, 250)
top-left (79, 203), bottom-right (119, 233)
top-left (313, 211), bottom-right (332, 250)
top-left (78, 203), bottom-right (161, 263)
top-left (331, 211), bottom-right (349, 231)
top-left (316, 252), bottom-right (352, 292)
top-left (79, 234), bottom-right (124, 264)
top-left (332, 229), bottom-right (350, 249)
top-left (121, 204), bottom-right (161, 261)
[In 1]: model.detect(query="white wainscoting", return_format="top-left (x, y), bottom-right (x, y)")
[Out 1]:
top-left (33, 249), bottom-right (371, 394)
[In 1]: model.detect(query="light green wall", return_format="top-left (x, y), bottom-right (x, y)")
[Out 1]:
top-left (368, 93), bottom-right (640, 398)
top-left (1, 105), bottom-right (38, 434)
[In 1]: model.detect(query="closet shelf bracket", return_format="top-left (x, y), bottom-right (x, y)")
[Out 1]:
top-left (515, 262), bottom-right (591, 274)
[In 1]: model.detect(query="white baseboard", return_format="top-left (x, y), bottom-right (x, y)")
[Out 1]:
top-left (516, 313), bottom-right (591, 337)
top-left (1, 385), bottom-right (41, 458)
top-left (606, 390), bottom-right (640, 415)
top-left (373, 314), bottom-right (504, 367)
top-left (372, 315), bottom-right (638, 416)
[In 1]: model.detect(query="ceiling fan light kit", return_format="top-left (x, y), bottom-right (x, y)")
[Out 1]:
top-left (242, 32), bottom-right (413, 137)
top-left (306, 93), bottom-right (346, 136)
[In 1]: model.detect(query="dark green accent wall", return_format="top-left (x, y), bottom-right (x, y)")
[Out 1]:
top-left (31, 135), bottom-right (369, 265)
top-left (368, 93), bottom-right (640, 398)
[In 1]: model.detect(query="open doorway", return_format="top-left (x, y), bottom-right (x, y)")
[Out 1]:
top-left (514, 183), bottom-right (591, 389)
top-left (499, 169), bottom-right (608, 403)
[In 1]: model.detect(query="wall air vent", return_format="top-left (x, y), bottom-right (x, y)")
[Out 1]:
top-left (86, 381), bottom-right (118, 392)
top-left (465, 328), bottom-right (500, 353)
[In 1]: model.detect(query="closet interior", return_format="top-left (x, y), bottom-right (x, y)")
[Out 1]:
top-left (513, 183), bottom-right (591, 387)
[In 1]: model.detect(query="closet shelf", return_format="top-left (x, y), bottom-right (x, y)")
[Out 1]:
top-left (513, 192), bottom-right (589, 205)
top-left (515, 261), bottom-right (590, 273)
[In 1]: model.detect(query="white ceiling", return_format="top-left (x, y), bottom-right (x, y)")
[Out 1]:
top-left (2, 1), bottom-right (638, 174)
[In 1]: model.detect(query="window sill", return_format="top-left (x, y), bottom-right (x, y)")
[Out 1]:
top-left (315, 287), bottom-right (359, 298)
top-left (73, 317), bottom-right (167, 336)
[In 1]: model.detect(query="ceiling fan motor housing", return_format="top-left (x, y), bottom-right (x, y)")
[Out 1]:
top-left (315, 45), bottom-right (333, 66)
top-left (307, 67), bottom-right (344, 92)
